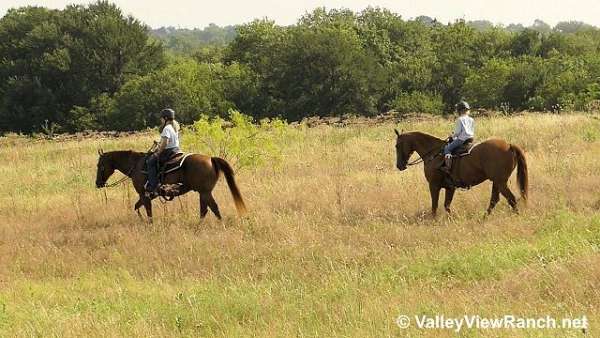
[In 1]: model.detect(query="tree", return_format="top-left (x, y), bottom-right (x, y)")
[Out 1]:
top-left (111, 59), bottom-right (228, 130)
top-left (510, 29), bottom-right (541, 56)
top-left (468, 20), bottom-right (494, 31)
top-left (279, 23), bottom-right (383, 119)
top-left (530, 19), bottom-right (551, 34)
top-left (463, 58), bottom-right (513, 108)
top-left (0, 1), bottom-right (164, 133)
top-left (503, 57), bottom-right (546, 110)
top-left (415, 16), bottom-right (437, 27)
top-left (224, 19), bottom-right (288, 117)
top-left (430, 21), bottom-right (479, 110)
top-left (506, 23), bottom-right (525, 33)
top-left (554, 21), bottom-right (595, 34)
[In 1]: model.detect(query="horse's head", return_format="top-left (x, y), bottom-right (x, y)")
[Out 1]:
top-left (95, 149), bottom-right (115, 188)
top-left (394, 129), bottom-right (414, 171)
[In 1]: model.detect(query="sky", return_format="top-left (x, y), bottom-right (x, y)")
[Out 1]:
top-left (1, 0), bottom-right (600, 29)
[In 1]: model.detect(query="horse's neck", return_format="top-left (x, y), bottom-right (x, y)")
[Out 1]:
top-left (111, 151), bottom-right (143, 176)
top-left (412, 133), bottom-right (444, 157)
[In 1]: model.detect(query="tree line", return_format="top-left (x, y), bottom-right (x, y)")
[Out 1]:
top-left (2, 2), bottom-right (600, 133)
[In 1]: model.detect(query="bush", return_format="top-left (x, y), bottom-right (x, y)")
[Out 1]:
top-left (390, 91), bottom-right (444, 114)
top-left (463, 58), bottom-right (512, 108)
top-left (183, 110), bottom-right (290, 171)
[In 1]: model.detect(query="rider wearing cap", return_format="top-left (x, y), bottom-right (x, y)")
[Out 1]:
top-left (441, 101), bottom-right (474, 172)
top-left (145, 108), bottom-right (181, 196)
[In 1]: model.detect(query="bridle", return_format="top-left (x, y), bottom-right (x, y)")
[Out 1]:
top-left (405, 146), bottom-right (442, 167)
top-left (101, 164), bottom-right (135, 188)
top-left (98, 144), bottom-right (156, 189)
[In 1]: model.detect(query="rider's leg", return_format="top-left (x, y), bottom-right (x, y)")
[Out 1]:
top-left (441, 139), bottom-right (464, 171)
top-left (443, 138), bottom-right (464, 156)
top-left (146, 155), bottom-right (159, 192)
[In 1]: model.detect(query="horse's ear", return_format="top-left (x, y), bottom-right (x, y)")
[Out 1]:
top-left (98, 148), bottom-right (104, 156)
top-left (394, 129), bottom-right (401, 137)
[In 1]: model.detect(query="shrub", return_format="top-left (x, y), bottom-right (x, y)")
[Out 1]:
top-left (390, 91), bottom-right (444, 114)
top-left (184, 110), bottom-right (290, 171)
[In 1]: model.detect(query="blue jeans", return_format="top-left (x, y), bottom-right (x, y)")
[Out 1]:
top-left (146, 147), bottom-right (180, 191)
top-left (443, 138), bottom-right (465, 156)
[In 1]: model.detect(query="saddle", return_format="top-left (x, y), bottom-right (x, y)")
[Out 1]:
top-left (450, 138), bottom-right (474, 157)
top-left (142, 152), bottom-right (189, 175)
top-left (440, 138), bottom-right (475, 189)
top-left (160, 152), bottom-right (187, 174)
top-left (142, 152), bottom-right (192, 199)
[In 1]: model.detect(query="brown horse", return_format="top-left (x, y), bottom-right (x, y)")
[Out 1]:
top-left (95, 150), bottom-right (247, 221)
top-left (394, 130), bottom-right (528, 216)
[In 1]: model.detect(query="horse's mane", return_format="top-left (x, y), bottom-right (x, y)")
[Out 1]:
top-left (403, 131), bottom-right (444, 143)
top-left (105, 150), bottom-right (145, 158)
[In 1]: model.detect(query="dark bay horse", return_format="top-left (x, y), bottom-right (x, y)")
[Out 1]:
top-left (95, 150), bottom-right (247, 221)
top-left (394, 130), bottom-right (528, 216)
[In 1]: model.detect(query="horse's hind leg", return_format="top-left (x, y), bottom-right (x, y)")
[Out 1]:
top-left (498, 182), bottom-right (518, 213)
top-left (199, 193), bottom-right (209, 219)
top-left (207, 194), bottom-right (222, 220)
top-left (487, 183), bottom-right (500, 214)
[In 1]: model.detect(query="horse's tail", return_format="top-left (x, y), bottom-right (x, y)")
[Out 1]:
top-left (510, 144), bottom-right (529, 202)
top-left (211, 157), bottom-right (247, 216)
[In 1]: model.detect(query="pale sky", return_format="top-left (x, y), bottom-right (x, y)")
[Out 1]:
top-left (1, 0), bottom-right (600, 29)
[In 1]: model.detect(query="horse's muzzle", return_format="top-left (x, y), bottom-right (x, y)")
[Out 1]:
top-left (96, 182), bottom-right (105, 188)
top-left (396, 164), bottom-right (407, 171)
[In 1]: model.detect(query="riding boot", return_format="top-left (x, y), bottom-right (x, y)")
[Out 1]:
top-left (440, 155), bottom-right (452, 173)
top-left (145, 154), bottom-right (160, 198)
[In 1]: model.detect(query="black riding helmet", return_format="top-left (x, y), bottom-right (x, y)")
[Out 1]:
top-left (455, 101), bottom-right (470, 113)
top-left (160, 108), bottom-right (175, 120)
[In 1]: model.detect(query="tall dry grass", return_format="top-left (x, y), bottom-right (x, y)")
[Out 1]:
top-left (1, 113), bottom-right (599, 337)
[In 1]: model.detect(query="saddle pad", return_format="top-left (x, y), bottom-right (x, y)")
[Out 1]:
top-left (164, 152), bottom-right (185, 164)
top-left (453, 143), bottom-right (479, 158)
top-left (163, 153), bottom-right (194, 174)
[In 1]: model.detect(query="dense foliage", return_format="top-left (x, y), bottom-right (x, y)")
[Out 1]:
top-left (0, 1), bottom-right (164, 133)
top-left (150, 24), bottom-right (237, 55)
top-left (2, 2), bottom-right (600, 133)
top-left (184, 110), bottom-right (289, 171)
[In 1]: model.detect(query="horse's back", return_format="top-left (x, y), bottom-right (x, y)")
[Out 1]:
top-left (182, 153), bottom-right (216, 174)
top-left (181, 153), bottom-right (220, 191)
top-left (469, 138), bottom-right (518, 180)
top-left (471, 138), bottom-right (511, 153)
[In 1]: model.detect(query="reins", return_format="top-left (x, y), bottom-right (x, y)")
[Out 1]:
top-left (103, 166), bottom-right (135, 188)
top-left (406, 147), bottom-right (441, 166)
top-left (101, 143), bottom-right (156, 189)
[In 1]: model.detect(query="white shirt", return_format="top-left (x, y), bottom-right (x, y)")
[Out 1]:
top-left (453, 115), bottom-right (475, 141)
top-left (160, 124), bottom-right (179, 149)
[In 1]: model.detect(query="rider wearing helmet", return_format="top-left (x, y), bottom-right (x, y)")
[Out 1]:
top-left (441, 101), bottom-right (474, 173)
top-left (145, 108), bottom-right (181, 196)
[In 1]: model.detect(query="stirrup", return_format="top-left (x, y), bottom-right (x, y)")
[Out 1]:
top-left (159, 183), bottom-right (184, 197)
top-left (144, 182), bottom-right (158, 198)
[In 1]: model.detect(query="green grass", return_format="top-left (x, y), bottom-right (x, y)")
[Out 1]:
top-left (1, 113), bottom-right (600, 337)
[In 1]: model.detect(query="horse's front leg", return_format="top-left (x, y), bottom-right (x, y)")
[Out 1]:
top-left (429, 183), bottom-right (441, 217)
top-left (142, 195), bottom-right (153, 223)
top-left (444, 188), bottom-right (456, 214)
top-left (134, 196), bottom-right (144, 220)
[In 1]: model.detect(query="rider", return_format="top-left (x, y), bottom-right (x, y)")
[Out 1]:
top-left (441, 101), bottom-right (474, 173)
top-left (145, 108), bottom-right (181, 197)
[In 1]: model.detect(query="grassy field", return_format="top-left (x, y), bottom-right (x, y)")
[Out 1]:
top-left (1, 113), bottom-right (600, 337)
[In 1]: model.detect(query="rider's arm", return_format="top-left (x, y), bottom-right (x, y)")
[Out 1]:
top-left (452, 118), bottom-right (462, 138)
top-left (155, 136), bottom-right (168, 155)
